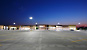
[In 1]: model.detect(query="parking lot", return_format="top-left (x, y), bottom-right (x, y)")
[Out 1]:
top-left (0, 30), bottom-right (87, 50)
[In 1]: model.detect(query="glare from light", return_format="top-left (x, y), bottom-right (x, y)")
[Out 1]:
top-left (39, 26), bottom-right (44, 27)
top-left (4, 26), bottom-right (5, 29)
top-left (35, 23), bottom-right (37, 24)
top-left (11, 27), bottom-right (17, 28)
top-left (13, 23), bottom-right (16, 25)
top-left (20, 28), bottom-right (30, 30)
top-left (76, 30), bottom-right (80, 31)
top-left (58, 23), bottom-right (60, 24)
top-left (24, 28), bottom-right (30, 30)
top-left (29, 17), bottom-right (33, 19)
top-left (78, 23), bottom-right (81, 24)
top-left (70, 28), bottom-right (76, 30)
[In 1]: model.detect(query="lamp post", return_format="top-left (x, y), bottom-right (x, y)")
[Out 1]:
top-left (35, 23), bottom-right (38, 30)
top-left (29, 17), bottom-right (33, 30)
top-left (57, 22), bottom-right (60, 31)
top-left (29, 17), bottom-right (33, 24)
top-left (77, 23), bottom-right (81, 30)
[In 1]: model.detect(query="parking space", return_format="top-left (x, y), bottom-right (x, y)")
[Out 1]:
top-left (0, 30), bottom-right (87, 50)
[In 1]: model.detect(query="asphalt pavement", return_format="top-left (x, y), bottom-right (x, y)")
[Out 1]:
top-left (0, 30), bottom-right (87, 50)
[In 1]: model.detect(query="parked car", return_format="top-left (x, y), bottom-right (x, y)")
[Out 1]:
top-left (70, 29), bottom-right (74, 31)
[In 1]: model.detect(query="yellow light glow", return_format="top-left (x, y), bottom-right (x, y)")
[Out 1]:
top-left (29, 17), bottom-right (33, 19)
top-left (39, 26), bottom-right (44, 27)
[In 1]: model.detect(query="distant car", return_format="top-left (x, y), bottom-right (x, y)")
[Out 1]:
top-left (70, 29), bottom-right (74, 31)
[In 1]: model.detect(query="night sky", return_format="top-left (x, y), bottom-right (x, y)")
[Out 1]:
top-left (0, 0), bottom-right (87, 25)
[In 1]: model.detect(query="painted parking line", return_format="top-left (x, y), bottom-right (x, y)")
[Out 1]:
top-left (0, 34), bottom-right (10, 36)
top-left (82, 39), bottom-right (87, 41)
top-left (0, 39), bottom-right (16, 41)
top-left (0, 44), bottom-right (2, 46)
top-left (72, 39), bottom-right (87, 42)
top-left (30, 30), bottom-right (33, 31)
top-left (0, 39), bottom-right (16, 47)
top-left (0, 34), bottom-right (18, 36)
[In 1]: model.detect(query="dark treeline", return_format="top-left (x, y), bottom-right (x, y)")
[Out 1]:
top-left (77, 27), bottom-right (87, 30)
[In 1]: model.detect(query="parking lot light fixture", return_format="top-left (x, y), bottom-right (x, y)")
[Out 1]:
top-left (58, 23), bottom-right (60, 25)
top-left (29, 17), bottom-right (33, 20)
top-left (13, 23), bottom-right (15, 24)
top-left (78, 23), bottom-right (81, 25)
top-left (35, 23), bottom-right (37, 25)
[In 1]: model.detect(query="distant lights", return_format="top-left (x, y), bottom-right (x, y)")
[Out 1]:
top-left (78, 23), bottom-right (81, 24)
top-left (29, 17), bottom-right (33, 19)
top-left (13, 23), bottom-right (16, 25)
top-left (39, 26), bottom-right (44, 27)
top-left (35, 23), bottom-right (37, 24)
top-left (58, 23), bottom-right (60, 24)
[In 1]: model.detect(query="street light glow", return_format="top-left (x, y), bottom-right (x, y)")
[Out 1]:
top-left (29, 17), bottom-right (33, 19)
top-left (35, 23), bottom-right (37, 24)
top-left (13, 23), bottom-right (16, 25)
top-left (58, 23), bottom-right (60, 24)
top-left (78, 23), bottom-right (81, 24)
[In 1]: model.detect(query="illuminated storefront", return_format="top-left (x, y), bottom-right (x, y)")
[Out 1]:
top-left (8, 25), bottom-right (20, 30)
top-left (48, 25), bottom-right (56, 30)
top-left (0, 25), bottom-right (76, 31)
top-left (0, 25), bottom-right (4, 30)
top-left (56, 25), bottom-right (62, 31)
top-left (19, 25), bottom-right (30, 30)
top-left (68, 25), bottom-right (76, 30)
top-left (39, 25), bottom-right (46, 30)
top-left (56, 25), bottom-right (76, 31)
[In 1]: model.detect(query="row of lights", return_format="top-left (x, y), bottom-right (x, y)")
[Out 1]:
top-left (57, 23), bottom-right (81, 25)
top-left (29, 17), bottom-right (38, 25)
top-left (13, 22), bottom-right (80, 25)
top-left (13, 22), bottom-right (38, 25)
top-left (13, 17), bottom-right (81, 25)
top-left (13, 17), bottom-right (37, 25)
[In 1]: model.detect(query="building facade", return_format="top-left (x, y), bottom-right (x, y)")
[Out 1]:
top-left (0, 25), bottom-right (4, 30)
top-left (19, 25), bottom-right (30, 30)
top-left (56, 25), bottom-right (76, 31)
top-left (0, 24), bottom-right (76, 31)
top-left (48, 25), bottom-right (56, 30)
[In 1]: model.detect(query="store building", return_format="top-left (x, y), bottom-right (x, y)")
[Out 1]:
top-left (8, 25), bottom-right (20, 30)
top-left (56, 25), bottom-right (63, 31)
top-left (48, 25), bottom-right (56, 30)
top-left (19, 25), bottom-right (30, 30)
top-left (38, 25), bottom-right (46, 30)
top-left (30, 25), bottom-right (36, 30)
top-left (0, 25), bottom-right (4, 30)
top-left (56, 25), bottom-right (76, 31)
top-left (3, 25), bottom-right (9, 30)
top-left (0, 24), bottom-right (76, 31)
top-left (68, 25), bottom-right (76, 30)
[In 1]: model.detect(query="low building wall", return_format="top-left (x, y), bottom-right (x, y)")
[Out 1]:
top-left (19, 26), bottom-right (30, 30)
top-left (0, 25), bottom-right (4, 30)
top-left (68, 25), bottom-right (76, 30)
top-left (48, 25), bottom-right (56, 30)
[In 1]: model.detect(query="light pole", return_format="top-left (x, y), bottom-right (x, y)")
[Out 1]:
top-left (57, 22), bottom-right (60, 31)
top-left (29, 17), bottom-right (33, 30)
top-left (29, 17), bottom-right (33, 24)
top-left (35, 23), bottom-right (38, 30)
top-left (78, 23), bottom-right (81, 30)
